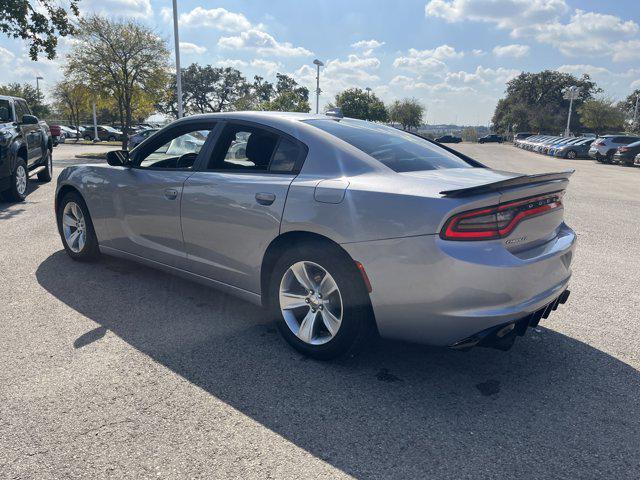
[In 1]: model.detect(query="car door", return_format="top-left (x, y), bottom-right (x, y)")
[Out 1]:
top-left (181, 121), bottom-right (307, 294)
top-left (101, 120), bottom-right (218, 268)
top-left (14, 100), bottom-right (40, 165)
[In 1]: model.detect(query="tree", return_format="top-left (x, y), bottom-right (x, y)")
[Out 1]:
top-left (333, 88), bottom-right (388, 122)
top-left (461, 127), bottom-right (478, 142)
top-left (261, 74), bottom-right (310, 112)
top-left (491, 70), bottom-right (601, 134)
top-left (578, 98), bottom-right (626, 134)
top-left (0, 82), bottom-right (50, 117)
top-left (51, 80), bottom-right (90, 139)
top-left (618, 89), bottom-right (640, 133)
top-left (66, 15), bottom-right (169, 147)
top-left (1, 0), bottom-right (79, 60)
top-left (389, 98), bottom-right (424, 131)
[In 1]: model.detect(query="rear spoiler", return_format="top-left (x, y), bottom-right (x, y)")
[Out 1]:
top-left (440, 170), bottom-right (574, 198)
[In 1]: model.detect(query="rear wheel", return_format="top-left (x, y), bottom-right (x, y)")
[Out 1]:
top-left (56, 192), bottom-right (100, 261)
top-left (268, 242), bottom-right (373, 360)
top-left (37, 149), bottom-right (53, 182)
top-left (605, 151), bottom-right (614, 163)
top-left (2, 158), bottom-right (28, 202)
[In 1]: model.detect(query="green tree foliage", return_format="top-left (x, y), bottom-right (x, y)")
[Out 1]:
top-left (66, 15), bottom-right (169, 147)
top-left (261, 73), bottom-right (310, 112)
top-left (461, 127), bottom-right (478, 142)
top-left (492, 70), bottom-right (601, 134)
top-left (51, 79), bottom-right (90, 138)
top-left (333, 88), bottom-right (388, 121)
top-left (577, 98), bottom-right (626, 134)
top-left (618, 89), bottom-right (640, 133)
top-left (1, 0), bottom-right (79, 60)
top-left (389, 98), bottom-right (424, 131)
top-left (0, 82), bottom-right (50, 117)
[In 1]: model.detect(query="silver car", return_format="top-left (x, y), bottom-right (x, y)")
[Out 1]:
top-left (55, 112), bottom-right (575, 359)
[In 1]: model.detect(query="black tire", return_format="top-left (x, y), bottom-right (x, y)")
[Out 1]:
top-left (268, 241), bottom-right (374, 360)
top-left (2, 157), bottom-right (28, 202)
top-left (605, 151), bottom-right (614, 164)
top-left (565, 150), bottom-right (577, 160)
top-left (56, 191), bottom-right (100, 261)
top-left (37, 149), bottom-right (53, 182)
top-left (108, 135), bottom-right (116, 141)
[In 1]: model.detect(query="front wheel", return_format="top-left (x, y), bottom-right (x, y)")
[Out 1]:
top-left (56, 192), bottom-right (100, 261)
top-left (2, 158), bottom-right (28, 202)
top-left (565, 150), bottom-right (577, 159)
top-left (37, 149), bottom-right (53, 182)
top-left (269, 243), bottom-right (373, 360)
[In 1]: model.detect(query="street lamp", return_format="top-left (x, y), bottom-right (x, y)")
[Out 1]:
top-left (365, 87), bottom-right (372, 97)
top-left (35, 76), bottom-right (43, 100)
top-left (633, 93), bottom-right (639, 128)
top-left (313, 59), bottom-right (324, 114)
top-left (172, 0), bottom-right (184, 118)
top-left (563, 86), bottom-right (580, 137)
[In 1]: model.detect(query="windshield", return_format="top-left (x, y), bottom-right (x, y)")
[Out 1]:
top-left (304, 118), bottom-right (472, 172)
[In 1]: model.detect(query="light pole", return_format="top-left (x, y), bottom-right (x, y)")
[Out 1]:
top-left (633, 93), bottom-right (639, 128)
top-left (172, 0), bottom-right (184, 118)
top-left (365, 87), bottom-right (371, 97)
top-left (313, 59), bottom-right (324, 114)
top-left (563, 86), bottom-right (580, 137)
top-left (35, 76), bottom-right (43, 101)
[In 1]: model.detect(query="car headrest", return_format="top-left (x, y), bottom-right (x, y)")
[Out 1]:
top-left (246, 133), bottom-right (277, 168)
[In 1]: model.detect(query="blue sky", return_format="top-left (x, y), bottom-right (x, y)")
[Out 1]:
top-left (1, 0), bottom-right (639, 124)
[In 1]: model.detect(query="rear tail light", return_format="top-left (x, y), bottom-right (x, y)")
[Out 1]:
top-left (592, 139), bottom-right (604, 145)
top-left (441, 191), bottom-right (564, 241)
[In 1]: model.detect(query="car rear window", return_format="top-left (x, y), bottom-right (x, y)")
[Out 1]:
top-left (304, 118), bottom-right (471, 172)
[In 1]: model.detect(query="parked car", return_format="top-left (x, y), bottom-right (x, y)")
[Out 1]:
top-left (60, 126), bottom-right (81, 140)
top-left (514, 132), bottom-right (535, 141)
top-left (589, 135), bottom-right (640, 163)
top-left (551, 138), bottom-right (594, 159)
top-left (478, 134), bottom-right (502, 144)
top-left (435, 134), bottom-right (462, 143)
top-left (635, 153), bottom-right (640, 167)
top-left (613, 140), bottom-right (640, 166)
top-left (0, 95), bottom-right (53, 202)
top-left (49, 125), bottom-right (65, 146)
top-left (82, 125), bottom-right (126, 142)
top-left (55, 112), bottom-right (575, 359)
top-left (128, 128), bottom-right (158, 149)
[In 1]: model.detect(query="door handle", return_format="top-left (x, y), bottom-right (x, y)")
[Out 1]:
top-left (255, 192), bottom-right (276, 205)
top-left (164, 188), bottom-right (179, 200)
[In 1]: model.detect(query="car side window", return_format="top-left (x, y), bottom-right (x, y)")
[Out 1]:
top-left (0, 99), bottom-right (12, 122)
top-left (135, 127), bottom-right (212, 170)
top-left (14, 101), bottom-right (28, 122)
top-left (208, 124), bottom-right (305, 174)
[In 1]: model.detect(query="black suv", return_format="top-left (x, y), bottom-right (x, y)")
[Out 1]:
top-left (82, 125), bottom-right (126, 142)
top-left (478, 134), bottom-right (503, 144)
top-left (0, 95), bottom-right (53, 202)
top-left (435, 134), bottom-right (462, 143)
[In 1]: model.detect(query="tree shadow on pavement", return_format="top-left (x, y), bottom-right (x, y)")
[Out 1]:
top-left (36, 251), bottom-right (640, 479)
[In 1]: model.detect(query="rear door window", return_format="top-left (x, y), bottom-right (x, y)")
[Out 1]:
top-left (304, 118), bottom-right (472, 172)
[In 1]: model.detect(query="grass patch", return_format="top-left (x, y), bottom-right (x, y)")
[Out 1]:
top-left (75, 152), bottom-right (109, 160)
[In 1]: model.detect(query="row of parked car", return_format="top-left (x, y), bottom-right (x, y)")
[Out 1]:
top-left (513, 133), bottom-right (640, 166)
top-left (49, 123), bottom-right (161, 145)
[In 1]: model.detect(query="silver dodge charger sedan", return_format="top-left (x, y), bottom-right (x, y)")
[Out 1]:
top-left (55, 112), bottom-right (575, 359)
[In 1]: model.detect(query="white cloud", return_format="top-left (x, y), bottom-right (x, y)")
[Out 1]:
top-left (471, 49), bottom-right (486, 56)
top-left (82, 0), bottom-right (152, 18)
top-left (532, 9), bottom-right (639, 59)
top-left (179, 42), bottom-right (207, 55)
top-left (218, 29), bottom-right (312, 57)
top-left (351, 39), bottom-right (386, 56)
top-left (425, 0), bottom-right (568, 31)
top-left (612, 40), bottom-right (640, 62)
top-left (216, 59), bottom-right (249, 69)
top-left (556, 64), bottom-right (612, 76)
top-left (492, 44), bottom-right (530, 58)
top-left (165, 6), bottom-right (253, 31)
top-left (393, 45), bottom-right (462, 73)
top-left (0, 46), bottom-right (15, 63)
top-left (250, 59), bottom-right (282, 76)
top-left (446, 66), bottom-right (521, 86)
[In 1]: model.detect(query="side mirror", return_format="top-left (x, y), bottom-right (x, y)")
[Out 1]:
top-left (21, 114), bottom-right (39, 125)
top-left (106, 149), bottom-right (130, 167)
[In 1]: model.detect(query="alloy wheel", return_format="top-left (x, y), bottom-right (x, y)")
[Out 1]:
top-left (15, 165), bottom-right (27, 195)
top-left (567, 151), bottom-right (576, 159)
top-left (279, 261), bottom-right (343, 345)
top-left (62, 202), bottom-right (87, 253)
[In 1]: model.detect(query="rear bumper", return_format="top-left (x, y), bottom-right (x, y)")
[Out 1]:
top-left (342, 223), bottom-right (576, 347)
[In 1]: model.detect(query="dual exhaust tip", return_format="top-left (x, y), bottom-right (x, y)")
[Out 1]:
top-left (451, 289), bottom-right (571, 351)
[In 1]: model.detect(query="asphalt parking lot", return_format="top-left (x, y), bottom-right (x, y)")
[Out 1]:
top-left (1, 142), bottom-right (639, 479)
